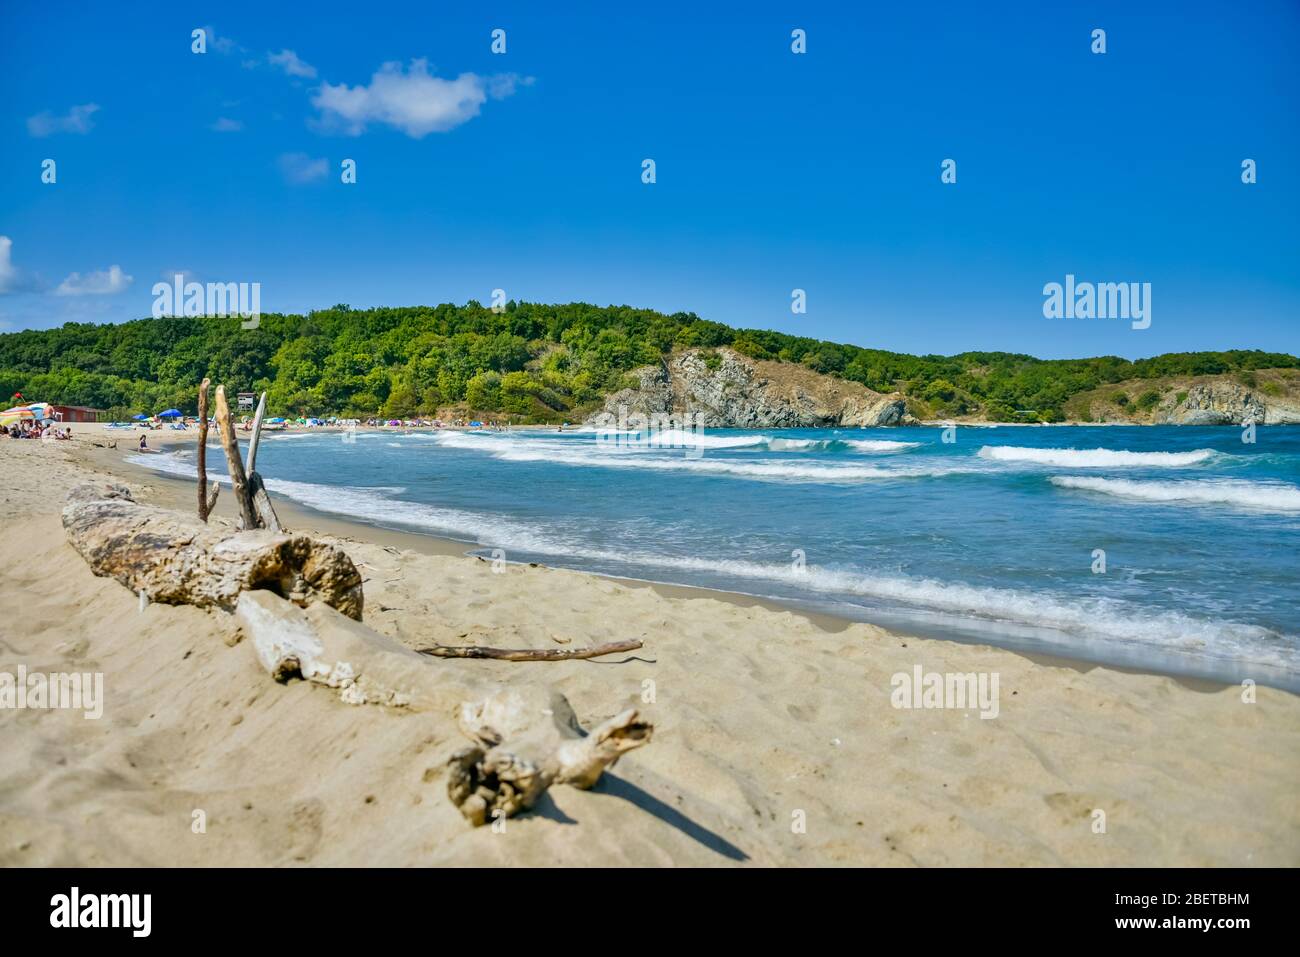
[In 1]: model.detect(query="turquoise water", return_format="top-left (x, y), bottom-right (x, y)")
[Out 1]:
top-left (133, 425), bottom-right (1300, 690)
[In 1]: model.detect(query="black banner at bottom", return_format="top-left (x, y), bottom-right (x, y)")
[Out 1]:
top-left (0, 867), bottom-right (1280, 942)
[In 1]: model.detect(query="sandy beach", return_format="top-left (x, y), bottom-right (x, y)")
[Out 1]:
top-left (1, 429), bottom-right (1297, 867)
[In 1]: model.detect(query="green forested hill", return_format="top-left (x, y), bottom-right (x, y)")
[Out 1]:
top-left (0, 301), bottom-right (1295, 422)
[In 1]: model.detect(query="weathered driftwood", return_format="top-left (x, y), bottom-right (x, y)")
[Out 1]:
top-left (246, 391), bottom-right (267, 474)
top-left (211, 387), bottom-right (282, 532)
top-left (248, 471), bottom-right (282, 533)
top-left (197, 378), bottom-right (213, 522)
top-left (417, 638), bottom-right (643, 661)
top-left (214, 386), bottom-right (260, 530)
top-left (449, 689), bottom-right (651, 825)
top-left (63, 482), bottom-right (363, 619)
top-left (234, 590), bottom-right (652, 825)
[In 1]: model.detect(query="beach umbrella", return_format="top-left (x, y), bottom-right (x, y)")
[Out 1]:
top-left (132, 414), bottom-right (149, 421)
top-left (4, 404), bottom-right (47, 421)
top-left (266, 417), bottom-right (286, 424)
top-left (0, 409), bottom-right (34, 426)
top-left (158, 408), bottom-right (182, 418)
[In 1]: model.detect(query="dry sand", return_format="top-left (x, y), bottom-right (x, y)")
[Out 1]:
top-left (1, 429), bottom-right (1297, 866)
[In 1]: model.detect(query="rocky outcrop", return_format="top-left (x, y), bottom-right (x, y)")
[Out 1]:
top-left (1152, 382), bottom-right (1300, 425)
top-left (587, 348), bottom-right (908, 428)
top-left (1066, 370), bottom-right (1300, 426)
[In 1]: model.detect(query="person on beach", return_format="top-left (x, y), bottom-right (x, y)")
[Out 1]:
top-left (139, 434), bottom-right (148, 451)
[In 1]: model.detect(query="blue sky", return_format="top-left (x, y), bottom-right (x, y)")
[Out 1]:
top-left (1, 0), bottom-right (1297, 359)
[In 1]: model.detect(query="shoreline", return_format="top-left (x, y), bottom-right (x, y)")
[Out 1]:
top-left (89, 429), bottom-right (1206, 691)
top-left (102, 428), bottom-right (1276, 694)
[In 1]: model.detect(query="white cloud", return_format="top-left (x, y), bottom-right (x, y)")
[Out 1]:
top-left (55, 265), bottom-right (133, 296)
top-left (311, 59), bottom-right (530, 138)
top-left (26, 103), bottom-right (100, 138)
top-left (278, 152), bottom-right (328, 184)
top-left (0, 237), bottom-right (19, 293)
top-left (0, 237), bottom-right (43, 295)
top-left (268, 49), bottom-right (317, 79)
top-left (202, 25), bottom-right (240, 55)
top-left (210, 117), bottom-right (243, 132)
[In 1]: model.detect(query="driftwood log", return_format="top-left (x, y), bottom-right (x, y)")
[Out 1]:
top-left (62, 482), bottom-right (363, 619)
top-left (62, 471), bottom-right (649, 827)
top-left (234, 590), bottom-right (651, 825)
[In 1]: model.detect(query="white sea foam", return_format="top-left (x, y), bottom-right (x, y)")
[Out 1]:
top-left (122, 450), bottom-right (1293, 666)
top-left (762, 437), bottom-right (921, 453)
top-left (844, 439), bottom-right (923, 453)
top-left (123, 451), bottom-right (1293, 667)
top-left (1051, 476), bottom-right (1300, 512)
top-left (642, 429), bottom-right (766, 449)
top-left (431, 433), bottom-right (962, 482)
top-left (979, 445), bottom-right (1216, 468)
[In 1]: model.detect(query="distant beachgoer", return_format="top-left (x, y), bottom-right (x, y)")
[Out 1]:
top-left (139, 434), bottom-right (148, 451)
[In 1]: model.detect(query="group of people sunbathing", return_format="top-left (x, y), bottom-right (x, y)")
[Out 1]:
top-left (2, 422), bottom-right (73, 440)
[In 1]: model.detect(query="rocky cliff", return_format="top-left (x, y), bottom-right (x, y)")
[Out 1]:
top-left (586, 348), bottom-right (909, 428)
top-left (1065, 369), bottom-right (1300, 425)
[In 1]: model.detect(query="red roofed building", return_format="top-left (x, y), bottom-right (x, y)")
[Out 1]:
top-left (48, 405), bottom-right (104, 423)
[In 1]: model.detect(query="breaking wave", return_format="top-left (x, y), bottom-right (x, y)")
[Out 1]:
top-left (1051, 476), bottom-right (1300, 512)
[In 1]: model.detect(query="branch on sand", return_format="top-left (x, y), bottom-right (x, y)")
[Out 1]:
top-left (416, 638), bottom-right (643, 661)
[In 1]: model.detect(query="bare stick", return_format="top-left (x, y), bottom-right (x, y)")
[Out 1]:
top-left (197, 378), bottom-right (211, 521)
top-left (246, 391), bottom-right (268, 474)
top-left (214, 385), bottom-right (259, 530)
top-left (417, 638), bottom-right (643, 661)
top-left (205, 481), bottom-right (220, 514)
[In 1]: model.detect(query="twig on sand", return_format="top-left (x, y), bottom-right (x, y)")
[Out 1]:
top-left (417, 638), bottom-right (644, 662)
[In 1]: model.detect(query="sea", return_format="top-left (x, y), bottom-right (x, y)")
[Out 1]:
top-left (130, 424), bottom-right (1300, 690)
